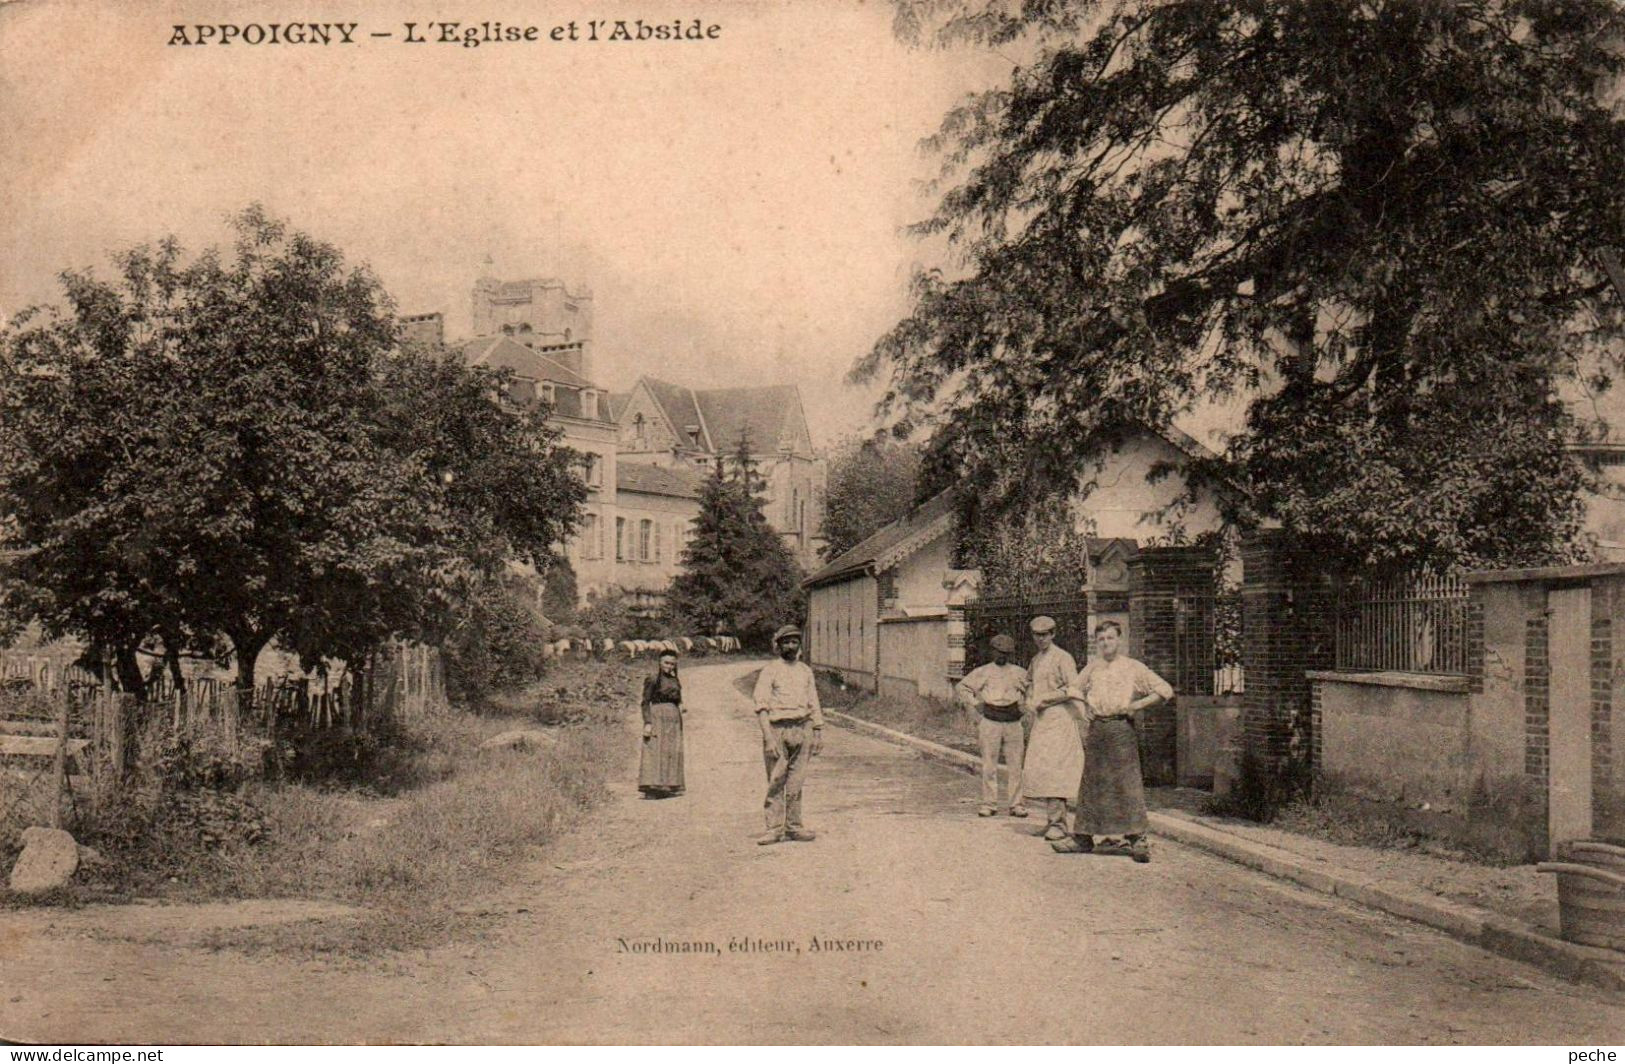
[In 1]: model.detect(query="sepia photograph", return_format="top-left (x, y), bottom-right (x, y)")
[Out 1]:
top-left (2, 0), bottom-right (1624, 1047)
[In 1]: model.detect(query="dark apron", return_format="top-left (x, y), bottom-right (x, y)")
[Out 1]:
top-left (1076, 716), bottom-right (1148, 835)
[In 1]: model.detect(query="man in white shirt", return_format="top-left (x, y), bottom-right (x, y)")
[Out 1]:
top-left (956, 633), bottom-right (1030, 817)
top-left (752, 624), bottom-right (824, 845)
top-left (1052, 620), bottom-right (1173, 862)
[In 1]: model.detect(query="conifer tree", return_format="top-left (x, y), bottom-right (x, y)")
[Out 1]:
top-left (666, 431), bottom-right (805, 648)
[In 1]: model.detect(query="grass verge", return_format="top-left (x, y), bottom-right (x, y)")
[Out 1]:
top-left (1, 659), bottom-right (643, 956)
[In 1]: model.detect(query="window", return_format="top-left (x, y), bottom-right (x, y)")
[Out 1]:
top-left (581, 454), bottom-right (603, 489)
top-left (540, 382), bottom-right (556, 405)
top-left (580, 513), bottom-right (601, 560)
top-left (582, 389), bottom-right (598, 420)
top-left (632, 413), bottom-right (646, 444)
top-left (639, 519), bottom-right (653, 562)
top-left (654, 521), bottom-right (662, 564)
top-left (615, 517), bottom-right (626, 561)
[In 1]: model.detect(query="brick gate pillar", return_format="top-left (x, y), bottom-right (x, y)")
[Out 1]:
top-left (1127, 545), bottom-right (1219, 786)
top-left (1239, 528), bottom-right (1336, 784)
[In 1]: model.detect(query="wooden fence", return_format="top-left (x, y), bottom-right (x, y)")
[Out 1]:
top-left (1334, 570), bottom-right (1471, 675)
top-left (0, 643), bottom-right (445, 841)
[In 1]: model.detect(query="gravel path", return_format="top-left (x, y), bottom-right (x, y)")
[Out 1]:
top-left (2, 660), bottom-right (1620, 1044)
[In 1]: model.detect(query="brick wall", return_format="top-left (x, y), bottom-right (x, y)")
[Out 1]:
top-left (1466, 597), bottom-right (1485, 695)
top-left (1239, 529), bottom-right (1336, 779)
top-left (1594, 579), bottom-right (1620, 840)
top-left (1524, 605), bottom-right (1549, 785)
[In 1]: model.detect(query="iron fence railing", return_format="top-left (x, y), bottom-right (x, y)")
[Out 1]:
top-left (1335, 571), bottom-right (1470, 676)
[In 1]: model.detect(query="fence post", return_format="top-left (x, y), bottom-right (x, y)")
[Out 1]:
top-left (110, 694), bottom-right (127, 786)
top-left (50, 692), bottom-right (69, 829)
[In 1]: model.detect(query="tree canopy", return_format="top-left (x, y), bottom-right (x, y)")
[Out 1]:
top-left (861, 0), bottom-right (1625, 572)
top-left (819, 435), bottom-right (923, 560)
top-left (666, 432), bottom-right (806, 648)
top-left (0, 207), bottom-right (586, 695)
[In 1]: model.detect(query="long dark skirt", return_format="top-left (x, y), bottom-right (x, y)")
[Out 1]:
top-left (1076, 717), bottom-right (1148, 836)
top-left (639, 702), bottom-right (685, 795)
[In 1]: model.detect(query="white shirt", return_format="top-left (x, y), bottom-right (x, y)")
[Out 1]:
top-left (1025, 644), bottom-right (1079, 712)
top-left (1070, 655), bottom-right (1173, 718)
top-left (753, 658), bottom-right (824, 725)
top-left (956, 662), bottom-right (1029, 708)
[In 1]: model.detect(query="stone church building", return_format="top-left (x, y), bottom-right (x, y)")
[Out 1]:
top-left (405, 273), bottom-right (826, 607)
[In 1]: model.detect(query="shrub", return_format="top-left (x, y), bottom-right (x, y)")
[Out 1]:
top-left (442, 574), bottom-right (552, 707)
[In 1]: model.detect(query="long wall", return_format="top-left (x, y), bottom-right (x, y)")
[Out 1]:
top-left (1303, 563), bottom-right (1625, 861)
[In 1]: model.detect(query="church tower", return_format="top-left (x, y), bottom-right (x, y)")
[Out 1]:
top-left (471, 273), bottom-right (595, 380)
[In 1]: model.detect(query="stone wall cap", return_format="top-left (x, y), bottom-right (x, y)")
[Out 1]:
top-left (1306, 669), bottom-right (1470, 694)
top-left (1464, 562), bottom-right (1625, 586)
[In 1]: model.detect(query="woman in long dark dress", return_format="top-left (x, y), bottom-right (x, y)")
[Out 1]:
top-left (639, 650), bottom-right (685, 797)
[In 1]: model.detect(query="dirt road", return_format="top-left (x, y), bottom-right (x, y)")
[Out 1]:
top-left (3, 660), bottom-right (1621, 1044)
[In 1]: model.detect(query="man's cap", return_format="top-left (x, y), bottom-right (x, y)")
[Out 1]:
top-left (1030, 616), bottom-right (1057, 634)
top-left (990, 634), bottom-right (1016, 653)
top-left (773, 624), bottom-right (803, 644)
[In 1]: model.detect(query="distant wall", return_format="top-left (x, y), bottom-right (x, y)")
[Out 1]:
top-left (1305, 563), bottom-right (1625, 861)
top-left (1313, 672), bottom-right (1475, 804)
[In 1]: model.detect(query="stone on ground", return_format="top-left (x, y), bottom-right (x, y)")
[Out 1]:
top-left (8, 826), bottom-right (80, 894)
top-left (478, 729), bottom-right (557, 753)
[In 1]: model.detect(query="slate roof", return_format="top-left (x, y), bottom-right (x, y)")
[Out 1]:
top-left (617, 462), bottom-right (702, 500)
top-left (458, 335), bottom-right (591, 389)
top-left (634, 377), bottom-right (808, 456)
top-left (606, 393), bottom-right (631, 422)
top-left (804, 490), bottom-right (958, 589)
top-left (696, 386), bottom-right (803, 455)
top-left (641, 378), bottom-right (712, 449)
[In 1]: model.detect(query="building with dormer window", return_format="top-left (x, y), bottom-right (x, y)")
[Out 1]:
top-left (416, 275), bottom-right (827, 607)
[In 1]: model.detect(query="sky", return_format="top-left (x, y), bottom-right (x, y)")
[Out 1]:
top-left (0, 0), bottom-right (1012, 448)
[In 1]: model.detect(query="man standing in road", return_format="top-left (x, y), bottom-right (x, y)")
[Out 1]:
top-left (1052, 620), bottom-right (1173, 862)
top-left (753, 624), bottom-right (824, 845)
top-left (956, 633), bottom-right (1030, 818)
top-left (1021, 615), bottom-right (1085, 841)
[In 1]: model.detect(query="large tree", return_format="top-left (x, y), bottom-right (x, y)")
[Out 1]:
top-left (0, 207), bottom-right (585, 697)
top-left (819, 435), bottom-right (923, 560)
top-left (666, 433), bottom-right (806, 648)
top-left (860, 0), bottom-right (1625, 572)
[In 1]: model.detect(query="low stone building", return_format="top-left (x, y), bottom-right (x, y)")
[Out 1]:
top-left (804, 424), bottom-right (1234, 703)
top-left (611, 462), bottom-right (701, 615)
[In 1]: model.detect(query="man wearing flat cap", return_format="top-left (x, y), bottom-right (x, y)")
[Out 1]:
top-left (752, 624), bottom-right (823, 845)
top-left (956, 633), bottom-right (1030, 817)
top-left (1022, 615), bottom-right (1085, 840)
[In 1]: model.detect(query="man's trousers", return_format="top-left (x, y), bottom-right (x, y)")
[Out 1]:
top-left (763, 719), bottom-right (811, 832)
top-left (977, 715), bottom-right (1025, 808)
